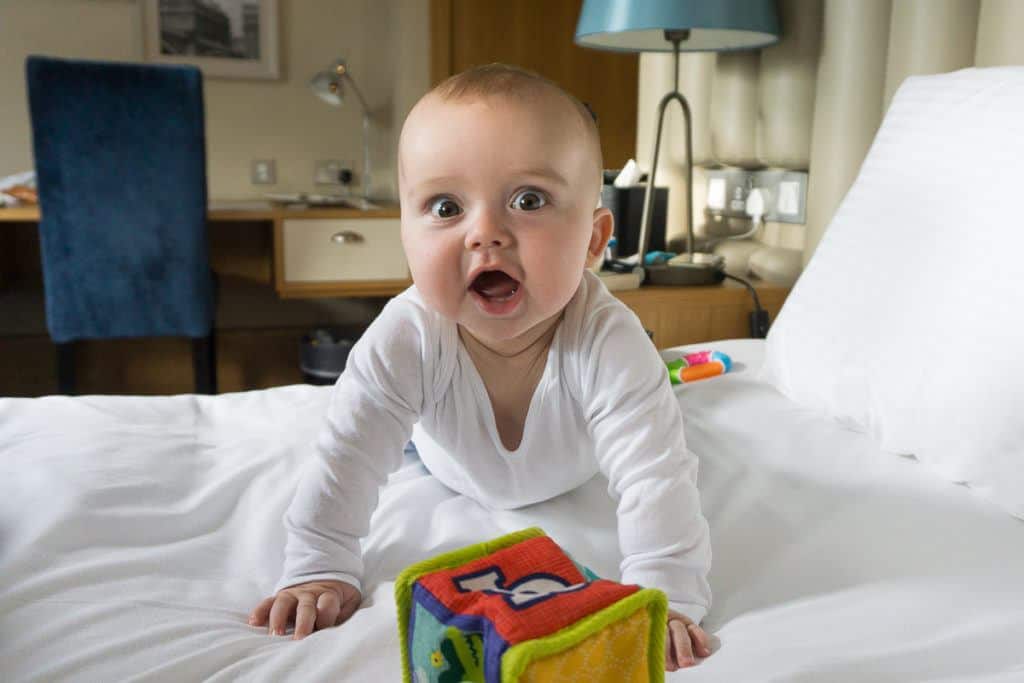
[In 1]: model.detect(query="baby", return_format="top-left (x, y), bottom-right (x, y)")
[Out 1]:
top-left (249, 63), bottom-right (713, 671)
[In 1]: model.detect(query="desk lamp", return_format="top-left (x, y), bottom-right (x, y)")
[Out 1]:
top-left (576, 0), bottom-right (779, 285)
top-left (310, 59), bottom-right (374, 201)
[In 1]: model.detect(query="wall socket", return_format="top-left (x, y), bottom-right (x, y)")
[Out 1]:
top-left (705, 168), bottom-right (808, 224)
top-left (251, 159), bottom-right (276, 185)
top-left (314, 160), bottom-right (353, 186)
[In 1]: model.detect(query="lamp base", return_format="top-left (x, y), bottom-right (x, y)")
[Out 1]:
top-left (645, 252), bottom-right (725, 286)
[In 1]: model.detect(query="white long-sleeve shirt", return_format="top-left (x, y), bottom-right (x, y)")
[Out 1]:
top-left (275, 270), bottom-right (712, 623)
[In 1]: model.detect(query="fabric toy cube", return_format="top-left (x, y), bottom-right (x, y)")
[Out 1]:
top-left (395, 527), bottom-right (667, 682)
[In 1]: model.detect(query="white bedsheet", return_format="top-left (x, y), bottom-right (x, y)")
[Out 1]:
top-left (2, 339), bottom-right (1023, 682)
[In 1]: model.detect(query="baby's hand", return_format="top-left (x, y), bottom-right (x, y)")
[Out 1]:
top-left (248, 579), bottom-right (361, 640)
top-left (665, 609), bottom-right (713, 671)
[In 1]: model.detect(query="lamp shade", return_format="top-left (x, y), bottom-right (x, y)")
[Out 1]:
top-left (575, 0), bottom-right (780, 52)
top-left (310, 62), bottom-right (345, 106)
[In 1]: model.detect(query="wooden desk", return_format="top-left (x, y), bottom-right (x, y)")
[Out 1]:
top-left (1, 200), bottom-right (407, 395)
top-left (616, 281), bottom-right (788, 349)
top-left (0, 200), bottom-right (410, 299)
top-left (0, 200), bottom-right (395, 223)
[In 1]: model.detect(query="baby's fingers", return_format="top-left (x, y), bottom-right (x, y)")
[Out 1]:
top-left (268, 592), bottom-right (297, 636)
top-left (667, 620), bottom-right (694, 670)
top-left (248, 596), bottom-right (274, 627)
top-left (312, 591), bottom-right (341, 633)
top-left (688, 623), bottom-right (713, 658)
top-left (335, 592), bottom-right (361, 626)
top-left (292, 592), bottom-right (320, 640)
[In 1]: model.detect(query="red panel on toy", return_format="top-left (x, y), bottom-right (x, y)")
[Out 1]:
top-left (417, 535), bottom-right (639, 645)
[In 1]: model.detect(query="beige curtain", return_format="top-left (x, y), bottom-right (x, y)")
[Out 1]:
top-left (636, 0), bottom-right (1022, 270)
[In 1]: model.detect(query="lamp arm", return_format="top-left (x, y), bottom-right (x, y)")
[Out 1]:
top-left (361, 112), bottom-right (372, 199)
top-left (342, 72), bottom-right (371, 116)
top-left (340, 72), bottom-right (374, 199)
top-left (638, 90), bottom-right (694, 260)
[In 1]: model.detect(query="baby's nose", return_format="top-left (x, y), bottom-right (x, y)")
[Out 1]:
top-left (465, 215), bottom-right (512, 249)
top-left (468, 235), bottom-right (505, 249)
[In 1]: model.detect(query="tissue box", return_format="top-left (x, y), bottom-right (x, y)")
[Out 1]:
top-left (395, 527), bottom-right (667, 683)
top-left (600, 185), bottom-right (667, 257)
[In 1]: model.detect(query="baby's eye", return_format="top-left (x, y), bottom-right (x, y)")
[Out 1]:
top-left (430, 197), bottom-right (462, 219)
top-left (510, 189), bottom-right (547, 211)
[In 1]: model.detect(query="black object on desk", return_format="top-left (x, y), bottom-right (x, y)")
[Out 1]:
top-left (601, 184), bottom-right (667, 257)
top-left (300, 327), bottom-right (357, 385)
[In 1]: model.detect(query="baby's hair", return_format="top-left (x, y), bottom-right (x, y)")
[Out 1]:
top-left (429, 63), bottom-right (604, 191)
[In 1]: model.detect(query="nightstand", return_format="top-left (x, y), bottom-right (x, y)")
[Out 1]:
top-left (613, 280), bottom-right (789, 349)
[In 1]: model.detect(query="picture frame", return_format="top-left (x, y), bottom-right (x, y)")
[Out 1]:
top-left (140, 0), bottom-right (280, 80)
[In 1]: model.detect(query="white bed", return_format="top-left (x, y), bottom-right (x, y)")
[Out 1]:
top-left (6, 65), bottom-right (1024, 683)
top-left (3, 338), bottom-right (1023, 682)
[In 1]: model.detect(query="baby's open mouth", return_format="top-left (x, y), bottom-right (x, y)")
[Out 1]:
top-left (470, 270), bottom-right (520, 302)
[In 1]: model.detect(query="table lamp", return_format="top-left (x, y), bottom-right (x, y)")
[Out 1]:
top-left (310, 59), bottom-right (374, 201)
top-left (576, 0), bottom-right (779, 286)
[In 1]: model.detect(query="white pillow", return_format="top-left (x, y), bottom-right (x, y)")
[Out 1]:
top-left (761, 67), bottom-right (1024, 519)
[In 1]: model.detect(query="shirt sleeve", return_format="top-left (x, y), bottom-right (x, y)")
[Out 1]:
top-left (579, 304), bottom-right (712, 625)
top-left (273, 297), bottom-right (428, 595)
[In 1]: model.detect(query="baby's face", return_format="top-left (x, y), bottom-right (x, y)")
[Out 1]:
top-left (399, 93), bottom-right (610, 347)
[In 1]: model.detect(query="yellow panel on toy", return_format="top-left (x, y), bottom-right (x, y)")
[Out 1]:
top-left (394, 527), bottom-right (667, 683)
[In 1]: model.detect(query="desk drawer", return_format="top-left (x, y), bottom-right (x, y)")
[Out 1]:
top-left (282, 218), bottom-right (407, 282)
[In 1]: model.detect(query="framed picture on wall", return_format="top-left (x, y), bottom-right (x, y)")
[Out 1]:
top-left (141, 0), bottom-right (280, 80)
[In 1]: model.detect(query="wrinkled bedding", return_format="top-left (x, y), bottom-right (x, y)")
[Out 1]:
top-left (2, 339), bottom-right (1023, 682)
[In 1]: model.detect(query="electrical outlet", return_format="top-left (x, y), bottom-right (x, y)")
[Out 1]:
top-left (705, 168), bottom-right (754, 218)
top-left (706, 168), bottom-right (808, 224)
top-left (251, 159), bottom-right (276, 185)
top-left (751, 169), bottom-right (808, 224)
top-left (314, 160), bottom-right (353, 186)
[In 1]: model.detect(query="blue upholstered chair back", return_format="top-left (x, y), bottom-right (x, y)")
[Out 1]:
top-left (26, 55), bottom-right (213, 343)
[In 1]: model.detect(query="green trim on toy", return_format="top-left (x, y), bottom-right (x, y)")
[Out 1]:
top-left (646, 589), bottom-right (668, 683)
top-left (499, 587), bottom-right (667, 683)
top-left (395, 527), bottom-right (548, 683)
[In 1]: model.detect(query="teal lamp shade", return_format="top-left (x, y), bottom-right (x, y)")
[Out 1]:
top-left (575, 0), bottom-right (779, 52)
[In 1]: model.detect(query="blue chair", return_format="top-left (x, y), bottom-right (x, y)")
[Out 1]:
top-left (25, 55), bottom-right (217, 395)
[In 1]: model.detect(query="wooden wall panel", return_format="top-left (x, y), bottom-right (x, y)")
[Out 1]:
top-left (432, 0), bottom-right (638, 169)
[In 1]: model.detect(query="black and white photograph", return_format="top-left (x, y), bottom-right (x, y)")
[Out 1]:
top-left (158, 0), bottom-right (261, 60)
top-left (141, 0), bottom-right (279, 79)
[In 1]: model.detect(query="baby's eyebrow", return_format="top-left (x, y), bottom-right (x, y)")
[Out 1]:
top-left (414, 175), bottom-right (463, 191)
top-left (413, 168), bottom-right (570, 193)
top-left (510, 167), bottom-right (570, 188)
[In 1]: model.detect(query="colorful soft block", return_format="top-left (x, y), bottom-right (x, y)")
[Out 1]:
top-left (395, 527), bottom-right (667, 683)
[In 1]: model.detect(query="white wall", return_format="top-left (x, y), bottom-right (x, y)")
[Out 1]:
top-left (0, 0), bottom-right (430, 200)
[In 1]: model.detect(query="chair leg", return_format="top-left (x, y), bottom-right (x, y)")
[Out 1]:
top-left (192, 330), bottom-right (218, 395)
top-left (55, 341), bottom-right (77, 395)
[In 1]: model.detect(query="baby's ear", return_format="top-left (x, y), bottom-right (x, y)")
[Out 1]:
top-left (586, 207), bottom-right (613, 268)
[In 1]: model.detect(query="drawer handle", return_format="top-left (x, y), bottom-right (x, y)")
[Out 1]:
top-left (330, 230), bottom-right (364, 245)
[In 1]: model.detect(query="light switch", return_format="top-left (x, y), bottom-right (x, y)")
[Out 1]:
top-left (251, 159), bottom-right (276, 185)
top-left (778, 181), bottom-right (800, 216)
top-left (707, 177), bottom-right (727, 210)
